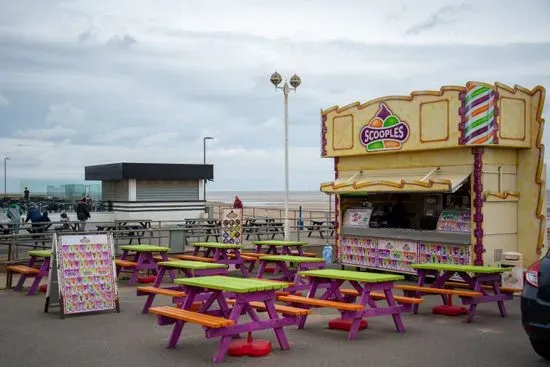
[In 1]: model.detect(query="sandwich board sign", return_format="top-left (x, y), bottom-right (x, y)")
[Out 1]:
top-left (44, 233), bottom-right (120, 319)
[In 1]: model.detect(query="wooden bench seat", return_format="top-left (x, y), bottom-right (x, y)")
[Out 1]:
top-left (240, 252), bottom-right (267, 258)
top-left (174, 255), bottom-right (216, 263)
top-left (136, 286), bottom-right (186, 298)
top-left (443, 281), bottom-right (521, 294)
top-left (152, 255), bottom-right (180, 262)
top-left (226, 299), bottom-right (311, 316)
top-left (114, 259), bottom-right (138, 268)
top-left (6, 265), bottom-right (40, 275)
top-left (227, 254), bottom-right (257, 261)
top-left (340, 289), bottom-right (424, 304)
top-left (277, 294), bottom-right (364, 311)
top-left (395, 284), bottom-right (482, 298)
top-left (149, 306), bottom-right (234, 328)
top-left (290, 251), bottom-right (317, 257)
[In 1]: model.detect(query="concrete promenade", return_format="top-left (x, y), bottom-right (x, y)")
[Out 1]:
top-left (0, 276), bottom-right (544, 367)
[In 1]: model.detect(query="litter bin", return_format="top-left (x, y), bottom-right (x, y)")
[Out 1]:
top-left (205, 206), bottom-right (214, 219)
top-left (500, 251), bottom-right (524, 294)
top-left (168, 228), bottom-right (188, 253)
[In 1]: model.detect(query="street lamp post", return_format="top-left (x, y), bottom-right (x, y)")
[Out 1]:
top-left (203, 137), bottom-right (214, 211)
top-left (270, 71), bottom-right (302, 241)
top-left (3, 157), bottom-right (10, 196)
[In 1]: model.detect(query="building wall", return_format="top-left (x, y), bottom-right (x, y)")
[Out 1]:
top-left (135, 180), bottom-right (199, 201)
top-left (102, 180), bottom-right (129, 201)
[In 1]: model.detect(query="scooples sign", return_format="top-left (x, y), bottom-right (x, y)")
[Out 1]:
top-left (359, 103), bottom-right (410, 152)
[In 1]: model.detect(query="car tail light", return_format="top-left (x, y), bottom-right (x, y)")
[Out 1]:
top-left (525, 260), bottom-right (541, 288)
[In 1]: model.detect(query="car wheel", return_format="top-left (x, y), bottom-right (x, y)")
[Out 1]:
top-left (530, 338), bottom-right (550, 360)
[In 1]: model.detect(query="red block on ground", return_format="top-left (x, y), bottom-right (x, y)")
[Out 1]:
top-left (39, 284), bottom-right (47, 293)
top-left (228, 332), bottom-right (272, 357)
top-left (328, 318), bottom-right (368, 331)
top-left (432, 305), bottom-right (467, 316)
top-left (264, 266), bottom-right (276, 274)
top-left (137, 276), bottom-right (156, 284)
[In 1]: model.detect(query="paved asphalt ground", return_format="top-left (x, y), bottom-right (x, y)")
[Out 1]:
top-left (0, 277), bottom-right (548, 367)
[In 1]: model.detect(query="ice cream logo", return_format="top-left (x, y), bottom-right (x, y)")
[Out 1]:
top-left (359, 103), bottom-right (410, 152)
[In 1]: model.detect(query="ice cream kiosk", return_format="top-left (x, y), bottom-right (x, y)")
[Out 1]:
top-left (320, 82), bottom-right (546, 275)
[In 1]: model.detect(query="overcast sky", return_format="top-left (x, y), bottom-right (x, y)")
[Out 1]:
top-left (1, 0), bottom-right (549, 193)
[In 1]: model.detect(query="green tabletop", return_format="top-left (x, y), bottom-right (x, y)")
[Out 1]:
top-left (259, 255), bottom-right (325, 263)
top-left (174, 275), bottom-right (288, 293)
top-left (119, 245), bottom-right (170, 252)
top-left (411, 263), bottom-right (506, 273)
top-left (28, 250), bottom-right (52, 258)
top-left (191, 242), bottom-right (242, 249)
top-left (157, 260), bottom-right (228, 270)
top-left (252, 240), bottom-right (307, 247)
top-left (299, 269), bottom-right (404, 283)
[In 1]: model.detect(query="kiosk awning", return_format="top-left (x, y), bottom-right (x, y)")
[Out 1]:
top-left (320, 167), bottom-right (471, 194)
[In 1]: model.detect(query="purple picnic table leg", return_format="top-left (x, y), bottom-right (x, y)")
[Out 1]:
top-left (213, 297), bottom-right (246, 363)
top-left (27, 257), bottom-right (50, 296)
top-left (264, 298), bottom-right (290, 350)
top-left (160, 252), bottom-right (176, 280)
top-left (256, 259), bottom-right (267, 278)
top-left (115, 249), bottom-right (130, 278)
top-left (458, 272), bottom-right (510, 323)
top-left (232, 249), bottom-right (249, 278)
top-left (15, 255), bottom-right (38, 291)
top-left (127, 252), bottom-right (145, 286)
top-left (167, 288), bottom-right (200, 348)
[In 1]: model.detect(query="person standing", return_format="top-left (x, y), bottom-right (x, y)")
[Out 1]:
top-left (23, 187), bottom-right (30, 201)
top-left (76, 197), bottom-right (91, 231)
top-left (233, 195), bottom-right (243, 209)
top-left (6, 200), bottom-right (23, 234)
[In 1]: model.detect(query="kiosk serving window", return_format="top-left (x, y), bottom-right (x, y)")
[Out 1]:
top-left (334, 175), bottom-right (472, 274)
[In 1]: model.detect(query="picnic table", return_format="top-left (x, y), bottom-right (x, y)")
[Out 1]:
top-left (305, 220), bottom-right (335, 238)
top-left (150, 275), bottom-right (305, 363)
top-left (97, 220), bottom-right (153, 244)
top-left (244, 218), bottom-right (284, 240)
top-left (256, 255), bottom-right (326, 292)
top-left (251, 240), bottom-right (307, 255)
top-left (403, 263), bottom-right (512, 323)
top-left (175, 242), bottom-right (251, 277)
top-left (116, 245), bottom-right (170, 286)
top-left (6, 249), bottom-right (52, 295)
top-left (137, 260), bottom-right (229, 314)
top-left (278, 269), bottom-right (416, 340)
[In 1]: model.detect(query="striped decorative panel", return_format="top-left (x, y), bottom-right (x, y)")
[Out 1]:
top-left (459, 82), bottom-right (499, 145)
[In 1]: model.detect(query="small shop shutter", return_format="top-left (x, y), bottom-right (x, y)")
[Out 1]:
top-left (136, 180), bottom-right (199, 201)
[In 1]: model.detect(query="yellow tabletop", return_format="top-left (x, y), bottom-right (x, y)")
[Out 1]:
top-left (252, 240), bottom-right (307, 247)
top-left (175, 275), bottom-right (288, 293)
top-left (411, 263), bottom-right (506, 274)
top-left (119, 245), bottom-right (170, 252)
top-left (28, 250), bottom-right (52, 258)
top-left (299, 269), bottom-right (404, 283)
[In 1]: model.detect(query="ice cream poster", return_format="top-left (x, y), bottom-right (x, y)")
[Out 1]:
top-left (56, 234), bottom-right (118, 315)
top-left (221, 209), bottom-right (243, 245)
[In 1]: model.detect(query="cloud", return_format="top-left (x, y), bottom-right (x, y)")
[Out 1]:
top-left (1, 0), bottom-right (550, 191)
top-left (0, 92), bottom-right (9, 107)
top-left (13, 125), bottom-right (77, 140)
top-left (105, 34), bottom-right (137, 49)
top-left (405, 4), bottom-right (470, 35)
top-left (45, 103), bottom-right (87, 126)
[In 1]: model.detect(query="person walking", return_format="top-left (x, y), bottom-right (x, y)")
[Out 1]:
top-left (23, 187), bottom-right (30, 201)
top-left (76, 197), bottom-right (91, 231)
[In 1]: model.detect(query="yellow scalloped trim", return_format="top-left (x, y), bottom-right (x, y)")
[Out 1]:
top-left (321, 85), bottom-right (465, 115)
top-left (484, 191), bottom-right (520, 200)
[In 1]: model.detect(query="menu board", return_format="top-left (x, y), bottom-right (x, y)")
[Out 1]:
top-left (343, 207), bottom-right (373, 227)
top-left (436, 209), bottom-right (471, 233)
top-left (378, 239), bottom-right (418, 273)
top-left (48, 234), bottom-right (119, 318)
top-left (418, 243), bottom-right (470, 265)
top-left (221, 208), bottom-right (243, 245)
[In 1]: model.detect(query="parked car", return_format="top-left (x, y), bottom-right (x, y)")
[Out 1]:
top-left (521, 250), bottom-right (550, 360)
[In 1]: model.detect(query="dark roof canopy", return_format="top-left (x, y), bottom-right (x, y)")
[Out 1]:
top-left (85, 163), bottom-right (214, 181)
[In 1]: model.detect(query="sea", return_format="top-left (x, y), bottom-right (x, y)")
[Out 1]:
top-left (209, 190), bottom-right (550, 227)
top-left (208, 191), bottom-right (331, 207)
